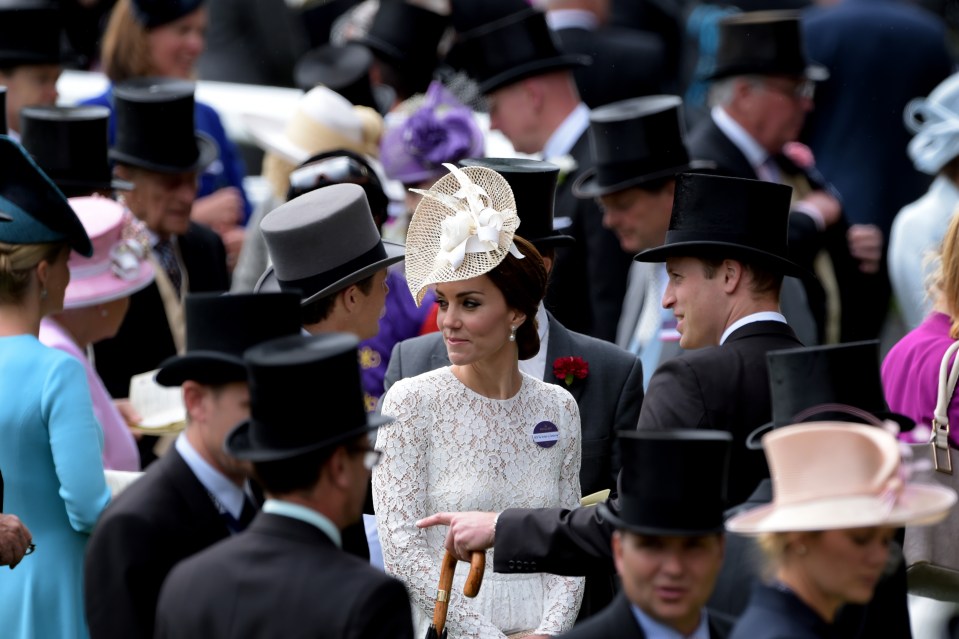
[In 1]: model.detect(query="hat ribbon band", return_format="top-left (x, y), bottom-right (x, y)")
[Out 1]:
top-left (276, 242), bottom-right (388, 296)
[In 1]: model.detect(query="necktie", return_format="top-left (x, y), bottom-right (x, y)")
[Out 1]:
top-left (756, 155), bottom-right (781, 184)
top-left (154, 239), bottom-right (182, 297)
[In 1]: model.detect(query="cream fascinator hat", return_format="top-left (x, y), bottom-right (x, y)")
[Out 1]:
top-left (727, 422), bottom-right (956, 534)
top-left (405, 163), bottom-right (524, 305)
top-left (905, 72), bottom-right (959, 176)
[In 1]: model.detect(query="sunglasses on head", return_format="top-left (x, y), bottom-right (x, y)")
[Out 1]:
top-left (288, 156), bottom-right (374, 195)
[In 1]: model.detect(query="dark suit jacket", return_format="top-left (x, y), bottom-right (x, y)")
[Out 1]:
top-left (154, 513), bottom-right (414, 639)
top-left (729, 582), bottom-right (836, 639)
top-left (94, 222), bottom-right (229, 399)
top-left (85, 448), bottom-right (232, 639)
top-left (713, 480), bottom-right (913, 639)
top-left (637, 321), bottom-right (802, 505)
top-left (554, 26), bottom-right (666, 109)
top-left (384, 312), bottom-right (644, 496)
top-left (561, 593), bottom-right (732, 639)
top-left (548, 131), bottom-right (634, 342)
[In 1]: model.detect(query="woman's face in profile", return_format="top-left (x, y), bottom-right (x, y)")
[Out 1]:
top-left (435, 275), bottom-right (522, 366)
top-left (147, 7), bottom-right (207, 79)
top-left (795, 526), bottom-right (894, 608)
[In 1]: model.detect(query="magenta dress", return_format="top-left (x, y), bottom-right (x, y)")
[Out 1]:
top-left (881, 311), bottom-right (959, 446)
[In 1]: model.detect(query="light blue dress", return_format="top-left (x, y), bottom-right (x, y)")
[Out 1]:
top-left (0, 334), bottom-right (111, 638)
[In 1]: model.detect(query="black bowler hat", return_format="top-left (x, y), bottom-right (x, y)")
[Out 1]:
top-left (293, 43), bottom-right (394, 115)
top-left (460, 157), bottom-right (574, 248)
top-left (109, 78), bottom-right (217, 174)
top-left (0, 135), bottom-right (91, 255)
top-left (600, 430), bottom-right (732, 536)
top-left (709, 11), bottom-right (828, 82)
top-left (130, 0), bottom-right (204, 28)
top-left (20, 106), bottom-right (133, 195)
top-left (0, 4), bottom-right (63, 67)
top-left (636, 173), bottom-right (808, 279)
top-left (226, 333), bottom-right (393, 462)
top-left (156, 292), bottom-right (302, 387)
top-left (357, 0), bottom-right (448, 70)
top-left (745, 341), bottom-right (915, 450)
top-left (457, 8), bottom-right (590, 94)
top-left (573, 96), bottom-right (713, 198)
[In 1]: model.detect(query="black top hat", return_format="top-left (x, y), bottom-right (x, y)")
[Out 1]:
top-left (293, 43), bottom-right (395, 115)
top-left (0, 87), bottom-right (6, 136)
top-left (0, 135), bottom-right (91, 255)
top-left (256, 183), bottom-right (405, 306)
top-left (20, 106), bottom-right (133, 194)
top-left (130, 0), bottom-right (204, 28)
top-left (109, 78), bottom-right (217, 174)
top-left (456, 8), bottom-right (590, 95)
top-left (357, 0), bottom-right (449, 69)
top-left (600, 430), bottom-right (732, 536)
top-left (636, 173), bottom-right (808, 279)
top-left (156, 292), bottom-right (302, 387)
top-left (709, 11), bottom-right (828, 82)
top-left (0, 4), bottom-right (62, 67)
top-left (745, 341), bottom-right (915, 450)
top-left (573, 96), bottom-right (713, 198)
top-left (460, 157), bottom-right (574, 248)
top-left (226, 333), bottom-right (393, 462)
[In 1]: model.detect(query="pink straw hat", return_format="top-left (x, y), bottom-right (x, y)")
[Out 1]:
top-left (726, 422), bottom-right (956, 534)
top-left (63, 196), bottom-right (155, 310)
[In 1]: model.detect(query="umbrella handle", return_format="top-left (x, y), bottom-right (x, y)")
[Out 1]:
top-left (432, 550), bottom-right (486, 634)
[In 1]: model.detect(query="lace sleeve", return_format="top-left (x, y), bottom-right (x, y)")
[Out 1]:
top-left (534, 394), bottom-right (585, 635)
top-left (373, 379), bottom-right (506, 638)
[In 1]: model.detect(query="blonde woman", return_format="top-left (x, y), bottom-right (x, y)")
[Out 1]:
top-left (373, 165), bottom-right (584, 637)
top-left (0, 138), bottom-right (111, 637)
top-left (726, 422), bottom-right (955, 639)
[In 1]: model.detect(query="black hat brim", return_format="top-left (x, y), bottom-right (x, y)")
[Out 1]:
top-left (478, 54), bottom-right (591, 95)
top-left (225, 412), bottom-right (393, 462)
top-left (572, 160), bottom-right (716, 199)
top-left (598, 502), bottom-right (726, 537)
top-left (635, 240), bottom-right (812, 281)
top-left (707, 62), bottom-right (829, 83)
top-left (109, 132), bottom-right (218, 175)
top-left (255, 241), bottom-right (405, 306)
top-left (155, 351), bottom-right (247, 387)
top-left (528, 234), bottom-right (576, 249)
top-left (53, 176), bottom-right (135, 192)
top-left (745, 409), bottom-right (917, 451)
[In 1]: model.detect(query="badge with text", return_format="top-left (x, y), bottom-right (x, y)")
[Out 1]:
top-left (532, 421), bottom-right (559, 448)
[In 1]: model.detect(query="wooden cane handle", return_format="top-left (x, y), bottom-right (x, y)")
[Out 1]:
top-left (432, 550), bottom-right (458, 634)
top-left (463, 551), bottom-right (485, 598)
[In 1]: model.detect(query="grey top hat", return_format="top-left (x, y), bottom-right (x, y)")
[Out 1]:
top-left (256, 183), bottom-right (404, 305)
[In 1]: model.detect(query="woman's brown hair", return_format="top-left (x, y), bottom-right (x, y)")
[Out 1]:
top-left (936, 212), bottom-right (959, 338)
top-left (485, 236), bottom-right (548, 360)
top-left (0, 242), bottom-right (66, 304)
top-left (100, 0), bottom-right (157, 84)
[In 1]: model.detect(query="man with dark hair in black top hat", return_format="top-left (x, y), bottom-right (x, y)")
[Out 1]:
top-left (455, 7), bottom-right (633, 343)
top-left (562, 430), bottom-right (733, 639)
top-left (154, 333), bottom-right (413, 639)
top-left (85, 292), bottom-right (302, 639)
top-left (0, 3), bottom-right (63, 136)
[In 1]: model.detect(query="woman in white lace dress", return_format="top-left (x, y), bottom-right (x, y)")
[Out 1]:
top-left (373, 165), bottom-right (584, 637)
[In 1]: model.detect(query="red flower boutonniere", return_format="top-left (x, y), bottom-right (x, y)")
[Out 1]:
top-left (783, 141), bottom-right (816, 170)
top-left (553, 356), bottom-right (589, 387)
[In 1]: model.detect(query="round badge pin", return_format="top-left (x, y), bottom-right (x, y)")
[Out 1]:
top-left (532, 421), bottom-right (559, 448)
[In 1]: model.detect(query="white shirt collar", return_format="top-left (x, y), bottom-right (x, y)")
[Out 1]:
top-left (631, 603), bottom-right (710, 639)
top-left (543, 102), bottom-right (590, 160)
top-left (262, 499), bottom-right (342, 548)
top-left (176, 433), bottom-right (246, 519)
top-left (720, 311), bottom-right (787, 345)
top-left (712, 105), bottom-right (769, 171)
top-left (545, 9), bottom-right (599, 30)
top-left (519, 304), bottom-right (550, 381)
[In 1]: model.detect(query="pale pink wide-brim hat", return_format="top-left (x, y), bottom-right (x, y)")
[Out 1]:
top-left (63, 196), bottom-right (155, 310)
top-left (726, 422), bottom-right (957, 534)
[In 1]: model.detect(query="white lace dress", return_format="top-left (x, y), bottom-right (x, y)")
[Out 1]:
top-left (373, 367), bottom-right (585, 637)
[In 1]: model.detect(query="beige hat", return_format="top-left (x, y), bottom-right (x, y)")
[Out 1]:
top-left (726, 422), bottom-right (957, 534)
top-left (404, 163), bottom-right (524, 306)
top-left (242, 85), bottom-right (383, 165)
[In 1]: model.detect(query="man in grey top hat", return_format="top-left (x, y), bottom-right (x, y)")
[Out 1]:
top-left (256, 182), bottom-right (404, 340)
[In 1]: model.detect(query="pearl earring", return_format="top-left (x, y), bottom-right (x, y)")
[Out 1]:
top-left (100, 308), bottom-right (109, 318)
top-left (509, 326), bottom-right (517, 342)
top-left (39, 287), bottom-right (48, 301)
